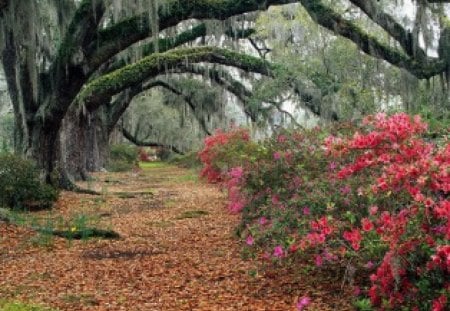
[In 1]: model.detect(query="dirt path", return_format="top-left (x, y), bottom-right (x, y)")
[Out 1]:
top-left (0, 164), bottom-right (353, 310)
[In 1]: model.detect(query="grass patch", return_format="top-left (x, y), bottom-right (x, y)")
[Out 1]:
top-left (139, 162), bottom-right (169, 170)
top-left (176, 210), bottom-right (209, 220)
top-left (174, 172), bottom-right (199, 183)
top-left (0, 299), bottom-right (56, 311)
top-left (2, 209), bottom-right (119, 244)
top-left (164, 199), bottom-right (177, 208)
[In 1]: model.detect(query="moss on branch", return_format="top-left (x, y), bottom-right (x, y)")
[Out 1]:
top-left (79, 46), bottom-right (272, 111)
top-left (89, 0), bottom-right (298, 71)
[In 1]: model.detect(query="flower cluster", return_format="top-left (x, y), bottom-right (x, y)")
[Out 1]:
top-left (198, 128), bottom-right (250, 183)
top-left (199, 114), bottom-right (449, 310)
top-left (327, 113), bottom-right (449, 309)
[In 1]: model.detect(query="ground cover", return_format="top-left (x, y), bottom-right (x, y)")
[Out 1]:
top-left (0, 164), bottom-right (353, 310)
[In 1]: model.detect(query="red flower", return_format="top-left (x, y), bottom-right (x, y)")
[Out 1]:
top-left (361, 218), bottom-right (374, 232)
top-left (343, 229), bottom-right (362, 251)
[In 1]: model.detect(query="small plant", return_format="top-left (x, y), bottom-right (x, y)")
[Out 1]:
top-left (0, 153), bottom-right (58, 210)
top-left (353, 298), bottom-right (373, 311)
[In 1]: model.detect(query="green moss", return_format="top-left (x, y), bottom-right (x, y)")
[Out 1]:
top-left (57, 0), bottom-right (97, 62)
top-left (0, 300), bottom-right (56, 311)
top-left (97, 16), bottom-right (146, 45)
top-left (79, 46), bottom-right (272, 109)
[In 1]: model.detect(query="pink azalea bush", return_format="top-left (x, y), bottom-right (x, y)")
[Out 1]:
top-left (198, 128), bottom-right (253, 183)
top-left (199, 114), bottom-right (449, 310)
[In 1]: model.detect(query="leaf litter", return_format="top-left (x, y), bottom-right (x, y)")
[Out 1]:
top-left (0, 165), bottom-right (353, 310)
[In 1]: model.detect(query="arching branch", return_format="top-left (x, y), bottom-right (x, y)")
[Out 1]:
top-left (146, 80), bottom-right (212, 135)
top-left (78, 47), bottom-right (274, 111)
top-left (299, 0), bottom-right (447, 79)
top-left (347, 0), bottom-right (422, 58)
top-left (121, 126), bottom-right (184, 154)
top-left (87, 0), bottom-right (300, 70)
top-left (98, 22), bottom-right (255, 77)
top-left (170, 65), bottom-right (257, 120)
top-left (107, 79), bottom-right (212, 135)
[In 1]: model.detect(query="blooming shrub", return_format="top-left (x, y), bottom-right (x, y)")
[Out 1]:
top-left (138, 148), bottom-right (150, 162)
top-left (199, 113), bottom-right (449, 310)
top-left (198, 128), bottom-right (253, 183)
top-left (326, 113), bottom-right (449, 310)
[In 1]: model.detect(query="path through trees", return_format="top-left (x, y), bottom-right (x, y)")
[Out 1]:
top-left (0, 164), bottom-right (353, 310)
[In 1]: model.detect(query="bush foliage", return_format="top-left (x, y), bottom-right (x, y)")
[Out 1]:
top-left (199, 114), bottom-right (449, 311)
top-left (0, 153), bottom-right (58, 210)
top-left (107, 144), bottom-right (138, 172)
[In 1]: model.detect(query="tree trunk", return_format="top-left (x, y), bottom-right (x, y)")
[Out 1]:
top-left (60, 106), bottom-right (112, 180)
top-left (85, 109), bottom-right (109, 172)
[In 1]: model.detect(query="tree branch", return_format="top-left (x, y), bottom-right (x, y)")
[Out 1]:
top-left (78, 47), bottom-right (273, 111)
top-left (86, 0), bottom-right (300, 73)
top-left (97, 23), bottom-right (255, 77)
top-left (299, 0), bottom-right (447, 79)
top-left (170, 65), bottom-right (258, 121)
top-left (38, 0), bottom-right (107, 126)
top-left (107, 79), bottom-right (212, 135)
top-left (347, 0), bottom-right (422, 58)
top-left (121, 126), bottom-right (184, 154)
top-left (146, 80), bottom-right (212, 135)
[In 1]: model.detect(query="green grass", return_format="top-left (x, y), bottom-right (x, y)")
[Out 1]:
top-left (176, 210), bottom-right (209, 220)
top-left (139, 161), bottom-right (169, 169)
top-left (0, 300), bottom-right (56, 311)
top-left (174, 172), bottom-right (199, 183)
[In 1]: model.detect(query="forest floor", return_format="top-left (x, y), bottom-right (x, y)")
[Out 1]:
top-left (0, 163), bottom-right (354, 311)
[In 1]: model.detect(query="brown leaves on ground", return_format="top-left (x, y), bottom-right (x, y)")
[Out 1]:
top-left (0, 165), bottom-right (354, 310)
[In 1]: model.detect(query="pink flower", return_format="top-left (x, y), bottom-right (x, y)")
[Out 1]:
top-left (246, 235), bottom-right (254, 246)
top-left (329, 161), bottom-right (337, 171)
top-left (340, 185), bottom-right (351, 195)
top-left (271, 195), bottom-right (280, 205)
top-left (365, 261), bottom-right (374, 269)
top-left (273, 245), bottom-right (284, 258)
top-left (297, 296), bottom-right (311, 311)
top-left (258, 216), bottom-right (268, 225)
top-left (314, 254), bottom-right (323, 267)
top-left (277, 135), bottom-right (287, 143)
top-left (353, 286), bottom-right (361, 296)
top-left (229, 166), bottom-right (244, 179)
top-left (369, 205), bottom-right (378, 215)
top-left (273, 151), bottom-right (282, 160)
top-left (228, 201), bottom-right (245, 213)
top-left (302, 207), bottom-right (311, 216)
